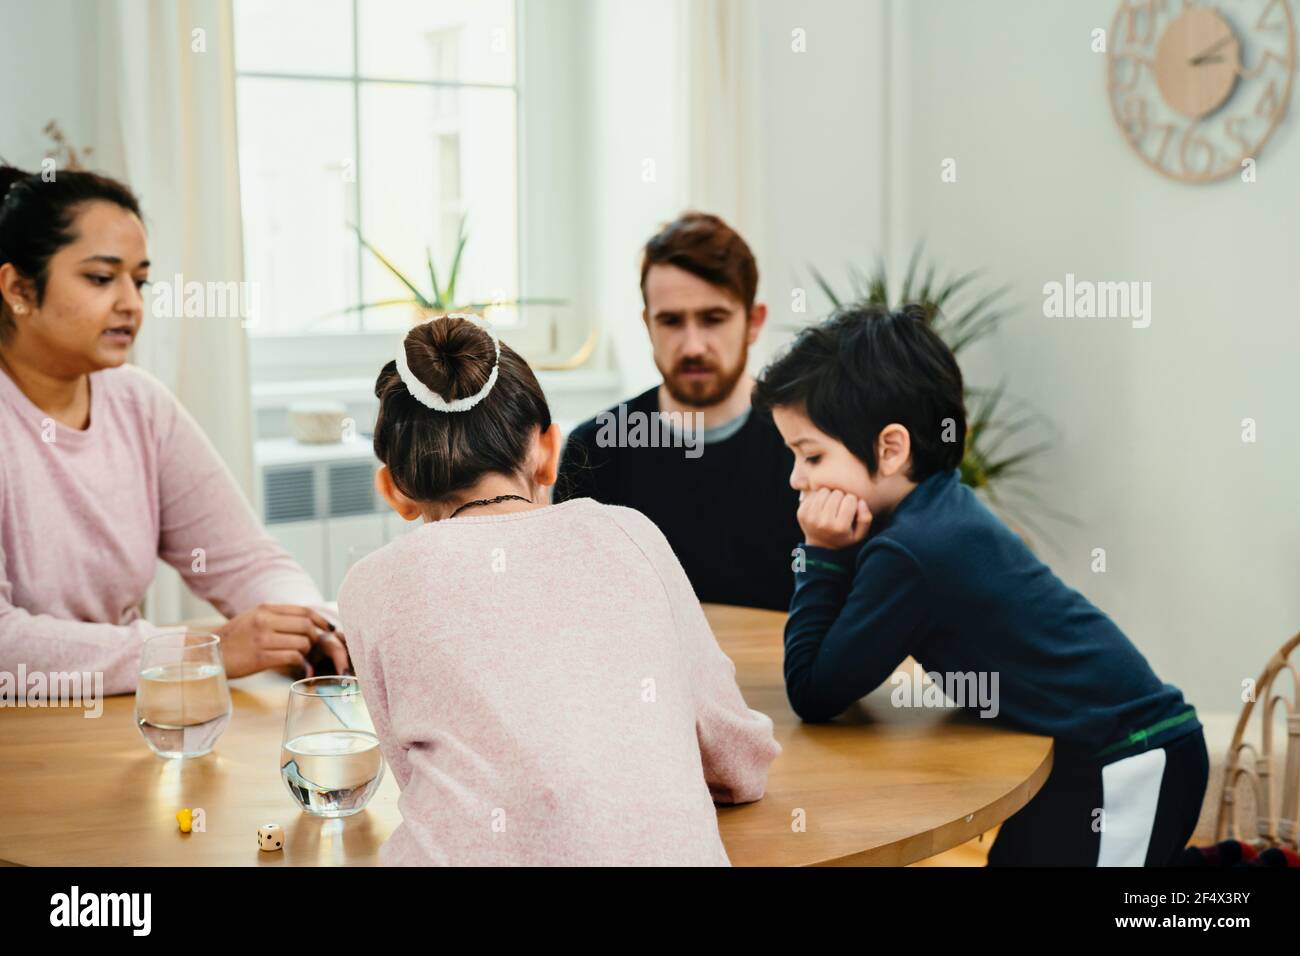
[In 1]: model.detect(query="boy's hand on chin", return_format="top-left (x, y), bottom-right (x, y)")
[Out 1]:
top-left (797, 488), bottom-right (872, 550)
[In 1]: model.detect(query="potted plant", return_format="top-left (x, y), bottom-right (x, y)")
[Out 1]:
top-left (343, 216), bottom-right (562, 323)
top-left (336, 218), bottom-right (596, 370)
top-left (809, 244), bottom-right (1073, 543)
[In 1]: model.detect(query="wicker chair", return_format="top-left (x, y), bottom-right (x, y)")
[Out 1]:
top-left (1213, 631), bottom-right (1300, 851)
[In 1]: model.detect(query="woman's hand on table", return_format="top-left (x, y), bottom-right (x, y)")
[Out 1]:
top-left (216, 603), bottom-right (352, 679)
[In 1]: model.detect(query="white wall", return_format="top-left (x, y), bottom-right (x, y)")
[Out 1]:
top-left (749, 0), bottom-right (890, 369)
top-left (884, 0), bottom-right (1300, 714)
top-left (569, 0), bottom-right (891, 391)
top-left (0, 0), bottom-right (97, 165)
top-left (577, 0), bottom-right (690, 397)
top-left (519, 0), bottom-right (590, 364)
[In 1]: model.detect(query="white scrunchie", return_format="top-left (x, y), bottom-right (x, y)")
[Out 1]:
top-left (396, 312), bottom-right (501, 413)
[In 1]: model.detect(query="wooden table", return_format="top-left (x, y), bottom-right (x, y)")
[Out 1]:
top-left (0, 605), bottom-right (1052, 866)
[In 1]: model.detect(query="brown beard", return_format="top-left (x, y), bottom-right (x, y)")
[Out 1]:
top-left (658, 335), bottom-right (749, 408)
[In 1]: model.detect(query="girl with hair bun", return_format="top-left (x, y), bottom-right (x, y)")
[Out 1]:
top-left (0, 165), bottom-right (348, 693)
top-left (338, 313), bottom-right (780, 865)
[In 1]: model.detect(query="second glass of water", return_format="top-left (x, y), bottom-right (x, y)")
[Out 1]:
top-left (281, 676), bottom-right (385, 817)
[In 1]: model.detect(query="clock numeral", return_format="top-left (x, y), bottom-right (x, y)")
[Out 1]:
top-left (1120, 95), bottom-right (1150, 140)
top-left (1151, 122), bottom-right (1178, 168)
top-left (1109, 53), bottom-right (1151, 92)
top-left (1224, 115), bottom-right (1254, 158)
top-left (1256, 0), bottom-right (1290, 33)
top-left (1179, 123), bottom-right (1216, 178)
top-left (1255, 80), bottom-right (1282, 119)
top-left (1121, 0), bottom-right (1168, 46)
top-left (1238, 48), bottom-right (1291, 81)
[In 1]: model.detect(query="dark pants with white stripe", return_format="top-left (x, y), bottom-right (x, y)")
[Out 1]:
top-left (987, 729), bottom-right (1209, 866)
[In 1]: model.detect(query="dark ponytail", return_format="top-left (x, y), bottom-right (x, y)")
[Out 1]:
top-left (0, 165), bottom-right (27, 202)
top-left (0, 164), bottom-right (143, 341)
top-left (373, 315), bottom-right (553, 503)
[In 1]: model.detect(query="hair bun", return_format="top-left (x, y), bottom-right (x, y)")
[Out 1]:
top-left (401, 314), bottom-right (496, 404)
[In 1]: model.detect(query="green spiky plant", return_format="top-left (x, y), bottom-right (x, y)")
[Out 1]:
top-left (336, 215), bottom-right (563, 318)
top-left (809, 244), bottom-right (1074, 543)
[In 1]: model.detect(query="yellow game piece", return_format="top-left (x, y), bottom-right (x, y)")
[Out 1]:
top-left (176, 808), bottom-right (192, 833)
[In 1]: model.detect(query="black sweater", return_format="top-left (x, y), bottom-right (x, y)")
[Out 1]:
top-left (555, 387), bottom-right (802, 611)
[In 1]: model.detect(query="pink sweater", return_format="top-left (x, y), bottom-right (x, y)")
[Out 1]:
top-left (337, 497), bottom-right (781, 866)
top-left (0, 363), bottom-right (326, 695)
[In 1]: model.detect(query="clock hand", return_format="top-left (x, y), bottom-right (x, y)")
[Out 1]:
top-left (1190, 33), bottom-right (1233, 66)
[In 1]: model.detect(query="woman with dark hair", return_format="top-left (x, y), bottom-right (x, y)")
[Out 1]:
top-left (0, 165), bottom-right (348, 694)
top-left (337, 314), bottom-right (779, 865)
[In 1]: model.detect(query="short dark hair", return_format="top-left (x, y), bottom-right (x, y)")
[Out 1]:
top-left (753, 303), bottom-right (966, 482)
top-left (0, 164), bottom-right (143, 343)
top-left (373, 315), bottom-right (553, 504)
top-left (640, 211), bottom-right (758, 312)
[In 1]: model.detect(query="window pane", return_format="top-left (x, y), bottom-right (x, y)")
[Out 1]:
top-left (358, 84), bottom-right (518, 333)
top-left (236, 78), bottom-right (359, 335)
top-left (357, 0), bottom-right (515, 85)
top-left (233, 0), bottom-right (353, 77)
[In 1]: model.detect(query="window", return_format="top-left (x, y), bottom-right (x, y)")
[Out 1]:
top-left (233, 0), bottom-right (519, 352)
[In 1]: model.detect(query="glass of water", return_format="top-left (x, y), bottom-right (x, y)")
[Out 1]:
top-left (281, 676), bottom-right (385, 817)
top-left (135, 631), bottom-right (232, 758)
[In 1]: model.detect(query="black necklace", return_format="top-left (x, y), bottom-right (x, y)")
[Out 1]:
top-left (449, 494), bottom-right (533, 518)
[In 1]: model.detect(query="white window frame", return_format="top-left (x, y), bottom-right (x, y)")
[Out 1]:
top-left (236, 0), bottom-right (524, 385)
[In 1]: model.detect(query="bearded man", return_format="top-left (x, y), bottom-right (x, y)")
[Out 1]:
top-left (554, 212), bottom-right (800, 611)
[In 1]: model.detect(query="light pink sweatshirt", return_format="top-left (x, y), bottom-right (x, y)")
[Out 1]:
top-left (0, 363), bottom-right (327, 695)
top-left (337, 497), bottom-right (781, 866)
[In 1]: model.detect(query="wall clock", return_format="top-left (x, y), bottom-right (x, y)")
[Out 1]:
top-left (1107, 0), bottom-right (1296, 182)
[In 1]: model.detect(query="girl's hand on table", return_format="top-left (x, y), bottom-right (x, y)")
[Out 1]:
top-left (217, 603), bottom-right (351, 679)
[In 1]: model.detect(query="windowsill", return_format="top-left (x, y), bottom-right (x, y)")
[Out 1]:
top-left (250, 368), bottom-right (622, 410)
top-left (256, 434), bottom-right (377, 466)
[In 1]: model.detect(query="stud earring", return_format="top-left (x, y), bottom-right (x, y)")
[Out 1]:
top-left (12, 304), bottom-right (23, 314)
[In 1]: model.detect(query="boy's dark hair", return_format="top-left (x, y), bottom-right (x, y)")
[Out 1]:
top-left (373, 315), bottom-right (553, 504)
top-left (640, 211), bottom-right (758, 313)
top-left (753, 303), bottom-right (967, 482)
top-left (0, 164), bottom-right (144, 343)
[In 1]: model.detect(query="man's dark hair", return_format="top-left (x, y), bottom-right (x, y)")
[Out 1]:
top-left (753, 303), bottom-right (967, 482)
top-left (640, 211), bottom-right (758, 312)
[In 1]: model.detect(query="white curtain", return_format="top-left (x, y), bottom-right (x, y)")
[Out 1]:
top-left (92, 0), bottom-right (252, 623)
top-left (684, 0), bottom-right (765, 254)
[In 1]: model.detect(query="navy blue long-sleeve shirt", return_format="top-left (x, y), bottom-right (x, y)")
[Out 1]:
top-left (786, 469), bottom-right (1200, 762)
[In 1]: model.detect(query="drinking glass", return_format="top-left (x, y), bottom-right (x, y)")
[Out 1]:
top-left (281, 676), bottom-right (385, 817)
top-left (135, 631), bottom-right (232, 758)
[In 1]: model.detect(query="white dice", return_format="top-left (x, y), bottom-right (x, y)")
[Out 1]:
top-left (257, 823), bottom-right (284, 852)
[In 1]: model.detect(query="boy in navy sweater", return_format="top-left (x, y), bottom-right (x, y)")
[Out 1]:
top-left (753, 303), bottom-right (1208, 866)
